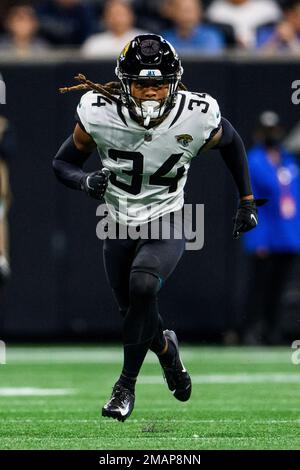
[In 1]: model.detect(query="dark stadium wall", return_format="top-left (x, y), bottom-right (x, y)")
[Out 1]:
top-left (0, 59), bottom-right (299, 341)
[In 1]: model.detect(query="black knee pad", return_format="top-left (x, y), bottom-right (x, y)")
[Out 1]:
top-left (129, 271), bottom-right (160, 299)
top-left (131, 252), bottom-right (161, 274)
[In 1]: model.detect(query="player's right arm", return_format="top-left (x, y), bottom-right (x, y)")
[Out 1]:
top-left (73, 123), bottom-right (97, 154)
top-left (52, 124), bottom-right (109, 200)
top-left (198, 97), bottom-right (266, 239)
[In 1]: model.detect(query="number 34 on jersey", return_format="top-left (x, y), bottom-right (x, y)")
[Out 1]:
top-left (76, 90), bottom-right (221, 225)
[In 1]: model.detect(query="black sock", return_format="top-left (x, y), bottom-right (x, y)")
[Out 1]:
top-left (116, 373), bottom-right (137, 393)
top-left (158, 339), bottom-right (176, 367)
top-left (149, 314), bottom-right (166, 354)
top-left (121, 272), bottom-right (160, 380)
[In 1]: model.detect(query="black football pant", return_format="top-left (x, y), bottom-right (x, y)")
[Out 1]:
top-left (103, 211), bottom-right (186, 379)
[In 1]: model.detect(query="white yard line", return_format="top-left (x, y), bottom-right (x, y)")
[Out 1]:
top-left (139, 373), bottom-right (300, 384)
top-left (3, 347), bottom-right (291, 364)
top-left (1, 418), bottom-right (300, 424)
top-left (0, 388), bottom-right (75, 396)
top-left (0, 436), bottom-right (272, 441)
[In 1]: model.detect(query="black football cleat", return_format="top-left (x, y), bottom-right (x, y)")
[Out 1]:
top-left (160, 329), bottom-right (192, 402)
top-left (102, 384), bottom-right (135, 422)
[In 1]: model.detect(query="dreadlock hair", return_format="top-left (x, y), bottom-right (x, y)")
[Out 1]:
top-left (60, 74), bottom-right (188, 128)
top-left (59, 74), bottom-right (188, 102)
top-left (59, 74), bottom-right (122, 103)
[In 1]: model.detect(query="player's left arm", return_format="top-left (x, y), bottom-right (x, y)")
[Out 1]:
top-left (202, 117), bottom-right (265, 238)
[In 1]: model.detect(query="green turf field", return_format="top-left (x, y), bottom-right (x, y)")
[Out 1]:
top-left (0, 345), bottom-right (300, 450)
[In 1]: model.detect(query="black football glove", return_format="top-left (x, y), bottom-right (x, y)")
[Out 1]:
top-left (233, 198), bottom-right (267, 239)
top-left (81, 167), bottom-right (110, 200)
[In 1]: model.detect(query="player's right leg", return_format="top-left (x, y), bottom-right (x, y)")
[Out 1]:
top-left (102, 236), bottom-right (165, 421)
top-left (102, 236), bottom-right (137, 421)
top-left (103, 235), bottom-right (169, 359)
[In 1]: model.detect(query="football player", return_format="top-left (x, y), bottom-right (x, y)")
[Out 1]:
top-left (53, 34), bottom-right (260, 422)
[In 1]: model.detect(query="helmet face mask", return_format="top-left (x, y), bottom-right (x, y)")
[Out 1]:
top-left (115, 34), bottom-right (183, 126)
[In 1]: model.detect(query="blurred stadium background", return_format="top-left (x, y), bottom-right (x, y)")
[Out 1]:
top-left (0, 55), bottom-right (299, 343)
top-left (0, 0), bottom-right (300, 450)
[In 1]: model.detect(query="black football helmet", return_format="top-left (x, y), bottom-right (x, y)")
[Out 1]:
top-left (115, 34), bottom-right (183, 125)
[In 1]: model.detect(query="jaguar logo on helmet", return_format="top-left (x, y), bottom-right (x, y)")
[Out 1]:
top-left (121, 41), bottom-right (130, 58)
top-left (115, 34), bottom-right (183, 126)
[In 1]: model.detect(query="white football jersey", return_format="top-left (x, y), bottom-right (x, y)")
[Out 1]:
top-left (76, 90), bottom-right (221, 226)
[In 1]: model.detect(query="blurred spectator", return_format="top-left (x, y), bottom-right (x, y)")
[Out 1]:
top-left (132, 0), bottom-right (173, 33)
top-left (0, 1), bottom-right (13, 33)
top-left (206, 0), bottom-right (281, 48)
top-left (256, 0), bottom-right (300, 52)
top-left (37, 0), bottom-right (96, 47)
top-left (0, 114), bottom-right (14, 287)
top-left (0, 4), bottom-right (50, 58)
top-left (81, 0), bottom-right (146, 58)
top-left (242, 111), bottom-right (300, 344)
top-left (162, 0), bottom-right (225, 54)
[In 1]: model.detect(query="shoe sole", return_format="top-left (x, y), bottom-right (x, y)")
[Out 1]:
top-left (102, 407), bottom-right (130, 422)
top-left (163, 329), bottom-right (192, 402)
